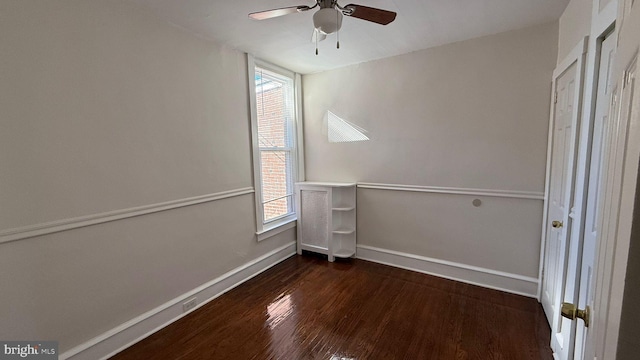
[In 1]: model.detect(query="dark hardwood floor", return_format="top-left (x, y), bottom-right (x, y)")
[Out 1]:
top-left (111, 253), bottom-right (553, 360)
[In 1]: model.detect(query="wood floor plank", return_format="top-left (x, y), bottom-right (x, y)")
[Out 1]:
top-left (111, 254), bottom-right (553, 360)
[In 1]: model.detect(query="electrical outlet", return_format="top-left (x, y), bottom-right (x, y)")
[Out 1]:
top-left (183, 297), bottom-right (198, 313)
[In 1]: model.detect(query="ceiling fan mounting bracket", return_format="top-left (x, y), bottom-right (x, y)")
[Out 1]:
top-left (315, 0), bottom-right (354, 15)
top-left (317, 0), bottom-right (336, 9)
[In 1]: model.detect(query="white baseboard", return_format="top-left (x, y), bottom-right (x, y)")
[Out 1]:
top-left (356, 245), bottom-right (538, 298)
top-left (60, 242), bottom-right (296, 360)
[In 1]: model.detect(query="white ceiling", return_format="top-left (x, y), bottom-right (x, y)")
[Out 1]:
top-left (129, 0), bottom-right (569, 74)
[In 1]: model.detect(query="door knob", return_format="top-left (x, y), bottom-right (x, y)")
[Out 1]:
top-left (552, 220), bottom-right (563, 228)
top-left (561, 302), bottom-right (590, 327)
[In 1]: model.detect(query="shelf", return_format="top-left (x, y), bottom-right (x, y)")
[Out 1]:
top-left (333, 248), bottom-right (356, 258)
top-left (296, 182), bottom-right (356, 263)
top-left (333, 228), bottom-right (355, 235)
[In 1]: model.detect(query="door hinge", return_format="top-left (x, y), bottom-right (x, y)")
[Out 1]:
top-left (623, 71), bottom-right (629, 88)
top-left (623, 70), bottom-right (634, 88)
top-left (554, 91), bottom-right (558, 104)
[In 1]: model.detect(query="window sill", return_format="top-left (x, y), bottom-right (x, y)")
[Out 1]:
top-left (256, 218), bottom-right (297, 242)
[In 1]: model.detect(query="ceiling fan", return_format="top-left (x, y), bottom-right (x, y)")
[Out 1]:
top-left (249, 0), bottom-right (397, 54)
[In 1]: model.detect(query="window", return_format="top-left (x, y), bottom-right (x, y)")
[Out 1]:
top-left (248, 57), bottom-right (302, 239)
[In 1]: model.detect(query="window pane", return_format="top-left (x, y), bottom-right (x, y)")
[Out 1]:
top-left (261, 150), bottom-right (292, 202)
top-left (255, 69), bottom-right (294, 149)
top-left (264, 196), bottom-right (292, 222)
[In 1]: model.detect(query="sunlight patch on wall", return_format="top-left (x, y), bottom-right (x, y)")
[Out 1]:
top-left (327, 111), bottom-right (369, 143)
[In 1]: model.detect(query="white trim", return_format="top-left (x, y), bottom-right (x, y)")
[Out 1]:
top-left (256, 218), bottom-right (297, 241)
top-left (356, 245), bottom-right (539, 298)
top-left (356, 182), bottom-right (544, 200)
top-left (301, 181), bottom-right (357, 187)
top-left (295, 72), bottom-right (306, 182)
top-left (0, 187), bottom-right (254, 245)
top-left (60, 242), bottom-right (296, 360)
top-left (247, 54), bottom-right (264, 233)
top-left (592, 1), bottom-right (617, 37)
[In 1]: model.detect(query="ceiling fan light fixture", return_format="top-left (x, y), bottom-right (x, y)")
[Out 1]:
top-left (313, 8), bottom-right (343, 35)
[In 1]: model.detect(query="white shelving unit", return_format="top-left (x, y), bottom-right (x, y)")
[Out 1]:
top-left (295, 182), bottom-right (356, 262)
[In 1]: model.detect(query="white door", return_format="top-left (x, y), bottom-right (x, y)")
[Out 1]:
top-left (540, 60), bottom-right (581, 359)
top-left (572, 32), bottom-right (617, 360)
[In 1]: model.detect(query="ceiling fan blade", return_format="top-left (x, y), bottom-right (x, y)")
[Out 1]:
top-left (344, 4), bottom-right (396, 25)
top-left (311, 29), bottom-right (327, 43)
top-left (249, 5), bottom-right (311, 20)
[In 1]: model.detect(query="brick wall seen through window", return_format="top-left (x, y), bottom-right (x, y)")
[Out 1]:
top-left (255, 67), bottom-right (295, 223)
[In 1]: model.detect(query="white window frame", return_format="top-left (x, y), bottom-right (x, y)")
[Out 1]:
top-left (247, 55), bottom-right (305, 241)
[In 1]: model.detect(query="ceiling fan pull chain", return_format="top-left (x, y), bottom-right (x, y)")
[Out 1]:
top-left (336, 10), bottom-right (340, 49)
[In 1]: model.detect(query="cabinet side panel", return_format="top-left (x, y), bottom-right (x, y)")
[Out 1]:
top-left (300, 190), bottom-right (329, 249)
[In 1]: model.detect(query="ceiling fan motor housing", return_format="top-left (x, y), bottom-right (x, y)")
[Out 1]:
top-left (313, 8), bottom-right (343, 35)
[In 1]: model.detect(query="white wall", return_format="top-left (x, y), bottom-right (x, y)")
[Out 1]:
top-left (557, 0), bottom-right (592, 63)
top-left (0, 0), bottom-right (294, 354)
top-left (599, 0), bottom-right (615, 11)
top-left (302, 22), bottom-right (558, 292)
top-left (0, 0), bottom-right (250, 229)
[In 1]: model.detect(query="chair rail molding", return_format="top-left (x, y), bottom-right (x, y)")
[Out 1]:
top-left (356, 182), bottom-right (544, 200)
top-left (0, 187), bottom-right (255, 244)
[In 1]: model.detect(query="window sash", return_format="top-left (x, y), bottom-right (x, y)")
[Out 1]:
top-left (262, 194), bottom-right (294, 224)
top-left (259, 146), bottom-right (294, 151)
top-left (262, 193), bottom-right (294, 205)
top-left (259, 148), bottom-right (294, 203)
